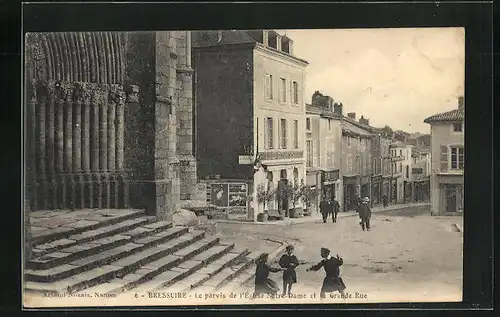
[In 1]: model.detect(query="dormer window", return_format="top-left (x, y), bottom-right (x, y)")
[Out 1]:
top-left (263, 30), bottom-right (269, 46)
top-left (268, 31), bottom-right (278, 49)
top-left (282, 37), bottom-right (294, 55)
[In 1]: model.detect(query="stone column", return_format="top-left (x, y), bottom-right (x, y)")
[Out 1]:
top-left (46, 83), bottom-right (56, 209)
top-left (82, 83), bottom-right (93, 208)
top-left (73, 83), bottom-right (84, 208)
top-left (63, 83), bottom-right (74, 209)
top-left (108, 85), bottom-right (120, 207)
top-left (36, 86), bottom-right (48, 209)
top-left (26, 82), bottom-right (37, 210)
top-left (55, 82), bottom-right (66, 208)
top-left (91, 88), bottom-right (101, 208)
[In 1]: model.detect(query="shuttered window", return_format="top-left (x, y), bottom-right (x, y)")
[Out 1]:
top-left (440, 145), bottom-right (448, 171)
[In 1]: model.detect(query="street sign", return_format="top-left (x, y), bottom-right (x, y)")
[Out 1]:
top-left (238, 155), bottom-right (253, 165)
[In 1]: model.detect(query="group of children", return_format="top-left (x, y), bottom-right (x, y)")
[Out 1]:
top-left (254, 246), bottom-right (346, 298)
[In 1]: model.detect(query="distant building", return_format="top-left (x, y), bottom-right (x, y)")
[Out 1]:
top-left (305, 92), bottom-right (343, 210)
top-left (424, 97), bottom-right (464, 215)
top-left (388, 141), bottom-right (409, 203)
top-left (411, 146), bottom-right (431, 202)
top-left (192, 30), bottom-right (308, 221)
top-left (371, 131), bottom-right (392, 207)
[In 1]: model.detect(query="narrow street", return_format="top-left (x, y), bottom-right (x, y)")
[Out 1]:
top-left (218, 207), bottom-right (463, 303)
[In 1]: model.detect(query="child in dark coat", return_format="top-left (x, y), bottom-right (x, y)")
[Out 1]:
top-left (306, 247), bottom-right (346, 298)
top-left (254, 253), bottom-right (283, 296)
top-left (278, 245), bottom-right (299, 296)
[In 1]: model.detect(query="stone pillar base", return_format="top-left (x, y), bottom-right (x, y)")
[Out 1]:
top-left (129, 179), bottom-right (176, 219)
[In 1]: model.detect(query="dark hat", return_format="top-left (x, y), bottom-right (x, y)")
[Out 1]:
top-left (286, 245), bottom-right (294, 251)
top-left (321, 247), bottom-right (330, 254)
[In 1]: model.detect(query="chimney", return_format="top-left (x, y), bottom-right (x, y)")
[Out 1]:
top-left (359, 115), bottom-right (369, 126)
top-left (263, 30), bottom-right (269, 46)
top-left (347, 112), bottom-right (356, 120)
top-left (458, 96), bottom-right (464, 109)
top-left (334, 102), bottom-right (343, 115)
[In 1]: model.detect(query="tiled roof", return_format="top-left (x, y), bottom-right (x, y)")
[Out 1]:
top-left (424, 107), bottom-right (464, 123)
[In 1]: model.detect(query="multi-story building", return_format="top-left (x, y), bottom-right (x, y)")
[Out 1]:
top-left (341, 112), bottom-right (373, 211)
top-left (388, 142), bottom-right (407, 203)
top-left (192, 30), bottom-right (308, 221)
top-left (424, 97), bottom-right (464, 215)
top-left (305, 91), bottom-right (343, 210)
top-left (411, 146), bottom-right (431, 202)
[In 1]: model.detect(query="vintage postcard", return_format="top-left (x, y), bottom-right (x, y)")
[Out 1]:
top-left (23, 28), bottom-right (464, 308)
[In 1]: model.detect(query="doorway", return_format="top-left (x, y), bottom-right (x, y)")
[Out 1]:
top-left (444, 184), bottom-right (457, 214)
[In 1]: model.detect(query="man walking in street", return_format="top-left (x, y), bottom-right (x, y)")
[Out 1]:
top-left (331, 196), bottom-right (340, 223)
top-left (319, 196), bottom-right (332, 223)
top-left (358, 197), bottom-right (372, 231)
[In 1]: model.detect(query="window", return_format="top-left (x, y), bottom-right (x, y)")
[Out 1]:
top-left (292, 81), bottom-right (298, 104)
top-left (399, 149), bottom-right (402, 156)
top-left (292, 120), bottom-right (299, 149)
top-left (347, 136), bottom-right (351, 147)
top-left (450, 146), bottom-right (464, 169)
top-left (306, 118), bottom-right (311, 131)
top-left (399, 162), bottom-right (402, 173)
top-left (347, 155), bottom-right (353, 173)
top-left (328, 119), bottom-right (332, 132)
top-left (306, 140), bottom-right (313, 167)
top-left (406, 165), bottom-right (409, 178)
top-left (279, 78), bottom-right (287, 102)
top-left (265, 117), bottom-right (274, 149)
top-left (265, 74), bottom-right (273, 100)
top-left (453, 123), bottom-right (463, 132)
top-left (280, 119), bottom-right (287, 149)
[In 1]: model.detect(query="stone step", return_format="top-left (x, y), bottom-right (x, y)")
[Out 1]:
top-left (27, 222), bottom-right (177, 271)
top-left (181, 248), bottom-right (250, 292)
top-left (31, 209), bottom-right (146, 246)
top-left (25, 227), bottom-right (188, 282)
top-left (105, 236), bottom-right (221, 294)
top-left (31, 217), bottom-right (154, 257)
top-left (24, 231), bottom-right (206, 295)
top-left (207, 260), bottom-right (252, 292)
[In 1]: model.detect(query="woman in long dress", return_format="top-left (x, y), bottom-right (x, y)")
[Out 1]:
top-left (306, 247), bottom-right (346, 298)
top-left (254, 253), bottom-right (283, 296)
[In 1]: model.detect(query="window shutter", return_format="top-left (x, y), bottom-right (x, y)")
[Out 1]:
top-left (312, 140), bottom-right (318, 167)
top-left (440, 145), bottom-right (448, 171)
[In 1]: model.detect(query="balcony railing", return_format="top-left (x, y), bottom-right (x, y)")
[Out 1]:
top-left (391, 155), bottom-right (405, 161)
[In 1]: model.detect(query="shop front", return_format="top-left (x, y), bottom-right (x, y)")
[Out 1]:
top-left (360, 176), bottom-right (371, 200)
top-left (343, 175), bottom-right (359, 212)
top-left (371, 175), bottom-right (382, 207)
top-left (306, 168), bottom-right (322, 213)
top-left (431, 173), bottom-right (463, 216)
top-left (403, 180), bottom-right (413, 203)
top-left (322, 169), bottom-right (340, 199)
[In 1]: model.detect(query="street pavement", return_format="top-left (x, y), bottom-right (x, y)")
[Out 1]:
top-left (217, 206), bottom-right (463, 303)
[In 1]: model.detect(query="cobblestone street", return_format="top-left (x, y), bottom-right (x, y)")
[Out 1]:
top-left (217, 207), bottom-right (463, 303)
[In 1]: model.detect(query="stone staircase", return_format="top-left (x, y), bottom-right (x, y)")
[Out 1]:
top-left (24, 210), bottom-right (258, 296)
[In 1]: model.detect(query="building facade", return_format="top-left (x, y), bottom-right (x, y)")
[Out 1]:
top-left (424, 97), bottom-right (464, 215)
top-left (24, 31), bottom-right (197, 220)
top-left (192, 30), bottom-right (308, 220)
top-left (341, 113), bottom-right (373, 211)
top-left (305, 92), bottom-right (343, 210)
top-left (411, 147), bottom-right (431, 202)
top-left (389, 142), bottom-right (406, 203)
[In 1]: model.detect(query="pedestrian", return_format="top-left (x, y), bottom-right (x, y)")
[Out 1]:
top-left (358, 197), bottom-right (372, 231)
top-left (331, 196), bottom-right (340, 223)
top-left (382, 194), bottom-right (388, 208)
top-left (319, 196), bottom-right (332, 223)
top-left (306, 247), bottom-right (346, 298)
top-left (278, 245), bottom-right (299, 296)
top-left (254, 253), bottom-right (283, 296)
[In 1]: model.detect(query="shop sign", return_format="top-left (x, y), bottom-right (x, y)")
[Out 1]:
top-left (209, 183), bottom-right (248, 214)
top-left (322, 170), bottom-right (339, 184)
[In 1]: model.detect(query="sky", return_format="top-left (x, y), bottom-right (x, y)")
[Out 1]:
top-left (279, 28), bottom-right (465, 134)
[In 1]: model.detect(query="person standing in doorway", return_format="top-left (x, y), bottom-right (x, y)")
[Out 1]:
top-left (382, 194), bottom-right (388, 208)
